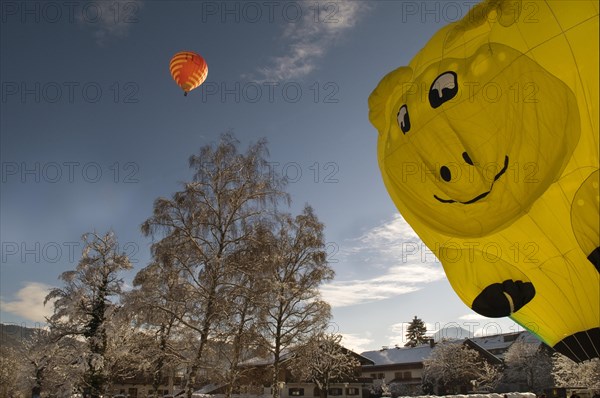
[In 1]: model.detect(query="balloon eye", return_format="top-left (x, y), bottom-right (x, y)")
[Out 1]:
top-left (397, 105), bottom-right (411, 134)
top-left (429, 71), bottom-right (458, 109)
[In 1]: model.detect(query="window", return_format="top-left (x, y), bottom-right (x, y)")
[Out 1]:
top-left (378, 373), bottom-right (385, 380)
top-left (329, 388), bottom-right (343, 396)
top-left (289, 388), bottom-right (304, 397)
top-left (370, 374), bottom-right (377, 379)
top-left (403, 371), bottom-right (411, 379)
top-left (128, 389), bottom-right (137, 398)
top-left (347, 388), bottom-right (359, 396)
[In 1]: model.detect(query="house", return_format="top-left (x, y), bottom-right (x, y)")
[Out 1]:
top-left (360, 342), bottom-right (435, 396)
top-left (110, 370), bottom-right (185, 398)
top-left (466, 330), bottom-right (542, 360)
top-left (236, 346), bottom-right (375, 398)
top-left (359, 331), bottom-right (546, 396)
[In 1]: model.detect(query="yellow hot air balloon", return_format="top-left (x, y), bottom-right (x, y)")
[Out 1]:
top-left (169, 51), bottom-right (208, 96)
top-left (369, 0), bottom-right (599, 362)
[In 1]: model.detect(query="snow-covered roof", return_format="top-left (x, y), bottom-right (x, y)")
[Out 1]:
top-left (239, 344), bottom-right (373, 367)
top-left (193, 384), bottom-right (223, 395)
top-left (361, 331), bottom-right (542, 366)
top-left (467, 331), bottom-right (541, 358)
top-left (361, 344), bottom-right (434, 366)
top-left (238, 350), bottom-right (294, 367)
top-left (469, 333), bottom-right (516, 351)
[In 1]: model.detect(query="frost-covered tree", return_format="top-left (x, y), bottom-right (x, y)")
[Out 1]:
top-left (45, 231), bottom-right (133, 398)
top-left (474, 361), bottom-right (502, 392)
top-left (388, 382), bottom-right (410, 398)
top-left (127, 258), bottom-right (189, 396)
top-left (256, 207), bottom-right (334, 398)
top-left (502, 339), bottom-right (552, 392)
top-left (289, 332), bottom-right (361, 398)
top-left (18, 329), bottom-right (80, 398)
top-left (141, 134), bottom-right (289, 398)
top-left (552, 354), bottom-right (600, 389)
top-left (404, 316), bottom-right (428, 347)
top-left (371, 381), bottom-right (392, 398)
top-left (1, 345), bottom-right (23, 398)
top-left (422, 341), bottom-right (494, 394)
top-left (207, 226), bottom-right (272, 398)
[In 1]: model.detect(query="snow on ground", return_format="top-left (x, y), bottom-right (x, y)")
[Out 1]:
top-left (192, 394), bottom-right (537, 398)
top-left (397, 394), bottom-right (537, 398)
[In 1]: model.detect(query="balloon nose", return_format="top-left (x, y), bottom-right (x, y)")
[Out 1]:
top-left (440, 152), bottom-right (475, 182)
top-left (440, 166), bottom-right (452, 182)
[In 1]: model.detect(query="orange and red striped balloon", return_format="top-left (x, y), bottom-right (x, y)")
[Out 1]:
top-left (169, 51), bottom-right (208, 96)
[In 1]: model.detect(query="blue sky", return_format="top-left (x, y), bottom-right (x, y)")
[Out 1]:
top-left (0, 0), bottom-right (525, 353)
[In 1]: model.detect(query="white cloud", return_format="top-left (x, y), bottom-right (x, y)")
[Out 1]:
top-left (0, 282), bottom-right (55, 323)
top-left (340, 333), bottom-right (373, 354)
top-left (77, 0), bottom-right (144, 46)
top-left (254, 1), bottom-right (370, 81)
top-left (321, 280), bottom-right (419, 308)
top-left (458, 313), bottom-right (488, 321)
top-left (320, 214), bottom-right (445, 307)
top-left (387, 322), bottom-right (411, 347)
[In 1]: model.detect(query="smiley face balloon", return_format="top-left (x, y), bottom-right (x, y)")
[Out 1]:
top-left (369, 0), bottom-right (599, 362)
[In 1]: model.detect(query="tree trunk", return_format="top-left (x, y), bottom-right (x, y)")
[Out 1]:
top-left (185, 288), bottom-right (217, 398)
top-left (225, 298), bottom-right (250, 398)
top-left (271, 352), bottom-right (280, 398)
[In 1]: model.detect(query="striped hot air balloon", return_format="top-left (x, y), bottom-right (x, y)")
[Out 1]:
top-left (169, 51), bottom-right (208, 96)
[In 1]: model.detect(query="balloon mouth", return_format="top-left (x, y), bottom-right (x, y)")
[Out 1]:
top-left (433, 155), bottom-right (509, 204)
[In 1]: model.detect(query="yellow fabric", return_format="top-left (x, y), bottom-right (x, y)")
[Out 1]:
top-left (369, 0), bottom-right (599, 357)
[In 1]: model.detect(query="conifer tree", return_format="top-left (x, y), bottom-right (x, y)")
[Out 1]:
top-left (404, 316), bottom-right (427, 347)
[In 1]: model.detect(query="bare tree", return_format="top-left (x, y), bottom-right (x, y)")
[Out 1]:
top-left (1, 345), bottom-right (25, 398)
top-left (422, 341), bottom-right (494, 394)
top-left (141, 133), bottom-right (289, 398)
top-left (289, 332), bottom-right (361, 398)
top-left (503, 339), bottom-right (552, 392)
top-left (126, 259), bottom-right (190, 396)
top-left (256, 206), bottom-right (334, 398)
top-left (17, 329), bottom-right (83, 398)
top-left (552, 354), bottom-right (600, 389)
top-left (208, 226), bottom-right (272, 398)
top-left (44, 231), bottom-right (133, 398)
top-left (475, 361), bottom-right (502, 392)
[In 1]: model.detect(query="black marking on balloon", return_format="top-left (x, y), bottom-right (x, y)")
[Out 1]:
top-left (554, 328), bottom-right (600, 363)
top-left (463, 152), bottom-right (474, 165)
top-left (429, 71), bottom-right (458, 109)
top-left (472, 280), bottom-right (535, 318)
top-left (440, 166), bottom-right (452, 182)
top-left (588, 247), bottom-right (600, 273)
top-left (397, 105), bottom-right (411, 134)
top-left (494, 156), bottom-right (509, 181)
top-left (434, 156), bottom-right (509, 204)
top-left (462, 191), bottom-right (490, 204)
top-left (433, 195), bottom-right (455, 204)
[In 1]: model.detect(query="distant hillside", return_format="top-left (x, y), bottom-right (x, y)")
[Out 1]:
top-left (0, 323), bottom-right (38, 348)
top-left (429, 325), bottom-right (474, 342)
